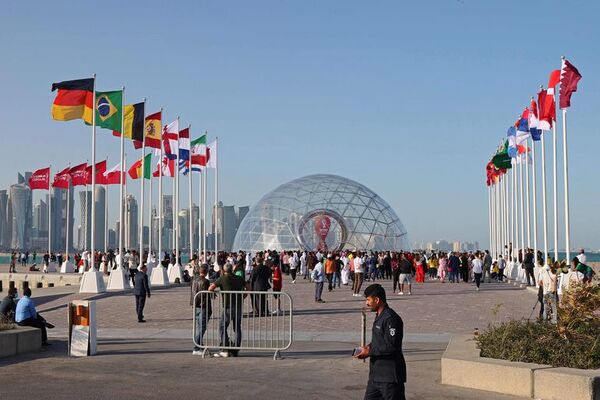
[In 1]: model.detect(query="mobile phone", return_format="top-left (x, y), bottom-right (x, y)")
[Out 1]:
top-left (352, 347), bottom-right (362, 357)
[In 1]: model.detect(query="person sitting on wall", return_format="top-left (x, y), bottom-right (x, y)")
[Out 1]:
top-left (15, 288), bottom-right (54, 346)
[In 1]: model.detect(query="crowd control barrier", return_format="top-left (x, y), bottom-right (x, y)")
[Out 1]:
top-left (193, 290), bottom-right (293, 359)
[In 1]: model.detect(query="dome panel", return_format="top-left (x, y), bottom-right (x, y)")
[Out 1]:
top-left (233, 174), bottom-right (409, 252)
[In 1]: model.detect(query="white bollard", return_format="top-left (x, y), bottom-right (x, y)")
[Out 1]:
top-left (107, 266), bottom-right (131, 291)
top-left (80, 268), bottom-right (107, 293)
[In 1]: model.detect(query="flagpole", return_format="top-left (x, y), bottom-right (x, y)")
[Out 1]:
top-left (487, 185), bottom-right (492, 253)
top-left (512, 160), bottom-right (516, 261)
top-left (202, 152), bottom-right (207, 262)
top-left (48, 165), bottom-right (52, 263)
top-left (118, 87), bottom-right (125, 268)
top-left (84, 165), bottom-right (88, 253)
top-left (495, 181), bottom-right (500, 258)
top-left (562, 108), bottom-right (571, 262)
top-left (525, 139), bottom-right (531, 250)
top-left (503, 174), bottom-right (508, 257)
top-left (175, 116), bottom-right (180, 267)
top-left (519, 157), bottom-right (525, 263)
top-left (158, 109), bottom-right (163, 263)
top-left (148, 153), bottom-right (153, 261)
top-left (188, 125), bottom-right (193, 261)
top-left (539, 88), bottom-right (549, 267)
top-left (91, 79), bottom-right (97, 271)
top-left (505, 173), bottom-right (509, 257)
top-left (532, 133), bottom-right (538, 266)
top-left (66, 173), bottom-right (70, 265)
top-left (552, 123), bottom-right (558, 262)
top-left (104, 154), bottom-right (108, 254)
top-left (138, 99), bottom-right (147, 269)
top-left (124, 153), bottom-right (129, 250)
top-left (214, 137), bottom-right (219, 260)
top-left (198, 169), bottom-right (202, 258)
top-left (172, 156), bottom-right (176, 253)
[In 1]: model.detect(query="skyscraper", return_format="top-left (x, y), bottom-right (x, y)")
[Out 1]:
top-left (126, 194), bottom-right (138, 249)
top-left (0, 190), bottom-right (8, 248)
top-left (191, 204), bottom-right (199, 251)
top-left (9, 183), bottom-right (31, 249)
top-left (162, 194), bottom-right (173, 250)
top-left (94, 186), bottom-right (106, 251)
top-left (237, 206), bottom-right (249, 228)
top-left (78, 190), bottom-right (92, 250)
top-left (50, 187), bottom-right (75, 252)
top-left (212, 202), bottom-right (237, 252)
top-left (178, 209), bottom-right (189, 251)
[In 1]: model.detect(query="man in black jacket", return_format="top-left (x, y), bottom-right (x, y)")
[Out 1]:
top-left (0, 287), bottom-right (18, 322)
top-left (250, 257), bottom-right (272, 316)
top-left (133, 265), bottom-right (151, 322)
top-left (355, 284), bottom-right (406, 400)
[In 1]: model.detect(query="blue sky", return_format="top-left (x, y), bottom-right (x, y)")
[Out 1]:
top-left (1, 0), bottom-right (599, 250)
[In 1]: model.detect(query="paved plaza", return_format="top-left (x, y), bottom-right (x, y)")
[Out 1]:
top-left (0, 270), bottom-right (538, 399)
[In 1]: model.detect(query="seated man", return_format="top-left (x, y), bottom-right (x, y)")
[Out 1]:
top-left (15, 288), bottom-right (54, 346)
top-left (0, 287), bottom-right (18, 322)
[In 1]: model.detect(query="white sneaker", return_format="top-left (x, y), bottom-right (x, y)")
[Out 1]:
top-left (398, 292), bottom-right (404, 295)
top-left (192, 349), bottom-right (202, 355)
top-left (213, 351), bottom-right (229, 358)
top-left (271, 310), bottom-right (281, 315)
top-left (292, 280), bottom-right (296, 284)
top-left (408, 292), bottom-right (412, 295)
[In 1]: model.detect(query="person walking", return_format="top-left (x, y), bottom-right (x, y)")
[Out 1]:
top-left (250, 257), bottom-right (272, 316)
top-left (271, 259), bottom-right (283, 315)
top-left (312, 256), bottom-right (325, 303)
top-left (398, 253), bottom-right (412, 295)
top-left (354, 284), bottom-right (406, 400)
top-left (472, 253), bottom-right (483, 291)
top-left (482, 250), bottom-right (492, 283)
top-left (133, 265), bottom-right (151, 323)
top-left (414, 255), bottom-right (425, 284)
top-left (538, 264), bottom-right (558, 324)
top-left (289, 251), bottom-right (299, 283)
top-left (352, 253), bottom-right (365, 297)
top-left (523, 249), bottom-right (535, 286)
top-left (325, 255), bottom-right (335, 291)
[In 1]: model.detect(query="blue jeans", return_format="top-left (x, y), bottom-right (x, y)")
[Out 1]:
top-left (450, 270), bottom-right (460, 283)
top-left (194, 308), bottom-right (211, 349)
top-left (219, 306), bottom-right (242, 348)
top-left (332, 271), bottom-right (340, 287)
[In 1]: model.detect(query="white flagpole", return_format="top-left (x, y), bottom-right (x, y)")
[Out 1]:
top-left (118, 87), bottom-right (125, 267)
top-left (490, 183), bottom-right (495, 257)
top-left (188, 125), bottom-right (193, 261)
top-left (66, 175), bottom-right (70, 263)
top-left (519, 156), bottom-right (525, 262)
top-left (84, 167), bottom-right (88, 252)
top-left (488, 185), bottom-right (492, 253)
top-left (505, 173), bottom-right (509, 257)
top-left (158, 110), bottom-right (163, 263)
top-left (198, 169), bottom-right (202, 258)
top-left (540, 90), bottom-right (549, 267)
top-left (503, 174), bottom-right (508, 256)
top-left (525, 139), bottom-right (531, 250)
top-left (124, 153), bottom-right (129, 250)
top-left (104, 155), bottom-right (108, 254)
top-left (48, 166), bottom-right (52, 259)
top-left (214, 137), bottom-right (219, 259)
top-left (139, 102), bottom-right (146, 268)
top-left (510, 167), bottom-right (514, 259)
top-left (90, 82), bottom-right (97, 271)
top-left (496, 181), bottom-right (500, 258)
top-left (148, 154), bottom-right (153, 260)
top-left (561, 104), bottom-right (571, 261)
top-left (175, 117), bottom-right (180, 266)
top-left (202, 155), bottom-right (207, 262)
top-left (532, 134), bottom-right (538, 266)
top-left (552, 123), bottom-right (558, 262)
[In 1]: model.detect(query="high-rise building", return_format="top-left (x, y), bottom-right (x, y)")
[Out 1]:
top-left (126, 194), bottom-right (138, 249)
top-left (108, 229), bottom-right (116, 250)
top-left (33, 198), bottom-right (48, 238)
top-left (191, 204), bottom-right (199, 251)
top-left (9, 183), bottom-right (31, 249)
top-left (94, 186), bottom-right (106, 251)
top-left (50, 187), bottom-right (75, 252)
top-left (78, 191), bottom-right (92, 250)
top-left (452, 241), bottom-right (462, 252)
top-left (237, 206), bottom-right (249, 228)
top-left (212, 202), bottom-right (238, 252)
top-left (0, 190), bottom-right (8, 249)
top-left (178, 209), bottom-right (189, 250)
top-left (162, 194), bottom-right (173, 250)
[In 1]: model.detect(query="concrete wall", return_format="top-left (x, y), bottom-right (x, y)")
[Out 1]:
top-left (0, 326), bottom-right (41, 358)
top-left (442, 334), bottom-right (600, 400)
top-left (0, 272), bottom-right (82, 292)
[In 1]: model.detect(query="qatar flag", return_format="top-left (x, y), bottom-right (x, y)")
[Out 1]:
top-left (559, 58), bottom-right (582, 109)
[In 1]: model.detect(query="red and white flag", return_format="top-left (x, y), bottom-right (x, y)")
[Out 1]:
top-left (84, 160), bottom-right (107, 185)
top-left (153, 156), bottom-right (175, 177)
top-left (69, 163), bottom-right (88, 186)
top-left (206, 140), bottom-right (217, 168)
top-left (163, 120), bottom-right (179, 160)
top-left (29, 167), bottom-right (50, 190)
top-left (559, 58), bottom-right (582, 109)
top-left (103, 162), bottom-right (126, 185)
top-left (52, 167), bottom-right (71, 189)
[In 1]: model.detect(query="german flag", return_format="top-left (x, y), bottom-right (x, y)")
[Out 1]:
top-left (51, 78), bottom-right (94, 124)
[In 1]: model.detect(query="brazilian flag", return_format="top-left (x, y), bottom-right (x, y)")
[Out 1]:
top-left (95, 90), bottom-right (123, 131)
top-left (491, 139), bottom-right (512, 170)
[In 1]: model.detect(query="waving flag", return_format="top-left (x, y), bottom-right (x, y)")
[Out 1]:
top-left (206, 140), bottom-right (217, 168)
top-left (69, 163), bottom-right (88, 186)
top-left (163, 119), bottom-right (179, 160)
top-left (29, 167), bottom-right (50, 190)
top-left (529, 99), bottom-right (542, 141)
top-left (85, 160), bottom-right (107, 185)
top-left (113, 102), bottom-right (144, 142)
top-left (491, 140), bottom-right (512, 170)
top-left (191, 134), bottom-right (208, 166)
top-left (95, 91), bottom-right (123, 131)
top-left (52, 167), bottom-right (71, 189)
top-left (135, 111), bottom-right (162, 149)
top-left (179, 126), bottom-right (190, 161)
top-left (51, 78), bottom-right (94, 124)
top-left (103, 162), bottom-right (126, 185)
top-left (559, 58), bottom-right (582, 109)
top-left (153, 156), bottom-right (175, 177)
top-left (128, 154), bottom-right (152, 180)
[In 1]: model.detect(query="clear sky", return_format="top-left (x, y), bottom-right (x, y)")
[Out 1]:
top-left (1, 0), bottom-right (599, 250)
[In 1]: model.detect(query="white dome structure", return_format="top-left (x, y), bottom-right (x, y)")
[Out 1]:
top-left (233, 174), bottom-right (409, 252)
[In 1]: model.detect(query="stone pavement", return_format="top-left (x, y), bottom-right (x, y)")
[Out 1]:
top-left (0, 275), bottom-right (538, 399)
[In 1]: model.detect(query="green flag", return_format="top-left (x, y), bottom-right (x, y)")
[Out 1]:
top-left (143, 153), bottom-right (152, 179)
top-left (492, 139), bottom-right (512, 170)
top-left (95, 90), bottom-right (123, 131)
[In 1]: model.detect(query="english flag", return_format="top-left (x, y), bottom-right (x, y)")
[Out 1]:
top-left (29, 167), bottom-right (50, 190)
top-left (163, 120), bottom-right (179, 160)
top-left (153, 156), bottom-right (175, 177)
top-left (559, 58), bottom-right (582, 109)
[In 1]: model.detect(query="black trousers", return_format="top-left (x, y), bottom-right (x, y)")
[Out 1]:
top-left (326, 273), bottom-right (333, 290)
top-left (525, 267), bottom-right (535, 286)
top-left (460, 267), bottom-right (469, 282)
top-left (392, 269), bottom-right (401, 292)
top-left (18, 316), bottom-right (47, 344)
top-left (364, 382), bottom-right (406, 400)
top-left (474, 272), bottom-right (482, 288)
top-left (135, 295), bottom-right (146, 321)
top-left (290, 268), bottom-right (297, 281)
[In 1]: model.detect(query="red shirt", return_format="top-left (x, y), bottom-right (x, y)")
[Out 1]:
top-left (272, 266), bottom-right (282, 291)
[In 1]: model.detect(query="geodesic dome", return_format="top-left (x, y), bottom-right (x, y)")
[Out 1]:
top-left (233, 174), bottom-right (409, 252)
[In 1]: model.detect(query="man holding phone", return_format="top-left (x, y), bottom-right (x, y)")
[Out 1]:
top-left (354, 284), bottom-right (406, 400)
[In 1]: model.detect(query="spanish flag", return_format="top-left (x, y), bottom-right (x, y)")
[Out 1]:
top-left (113, 102), bottom-right (144, 142)
top-left (135, 111), bottom-right (162, 149)
top-left (51, 78), bottom-right (94, 124)
top-left (128, 153), bottom-right (152, 180)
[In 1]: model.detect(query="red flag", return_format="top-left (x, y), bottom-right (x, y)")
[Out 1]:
top-left (29, 167), bottom-right (50, 190)
top-left (69, 163), bottom-right (88, 186)
top-left (152, 156), bottom-right (175, 177)
top-left (52, 167), bottom-right (71, 189)
top-left (559, 58), bottom-right (582, 109)
top-left (105, 171), bottom-right (126, 185)
top-left (537, 88), bottom-right (555, 131)
top-left (85, 160), bottom-right (107, 185)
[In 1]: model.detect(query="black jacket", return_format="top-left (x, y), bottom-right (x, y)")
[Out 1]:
top-left (133, 271), bottom-right (150, 297)
top-left (369, 305), bottom-right (406, 384)
top-left (0, 296), bottom-right (17, 321)
top-left (250, 264), bottom-right (272, 291)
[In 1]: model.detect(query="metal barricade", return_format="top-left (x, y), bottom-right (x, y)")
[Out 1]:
top-left (193, 290), bottom-right (293, 360)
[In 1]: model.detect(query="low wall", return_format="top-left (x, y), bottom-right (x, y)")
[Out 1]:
top-left (441, 335), bottom-right (600, 400)
top-left (0, 272), bottom-right (82, 292)
top-left (0, 326), bottom-right (42, 358)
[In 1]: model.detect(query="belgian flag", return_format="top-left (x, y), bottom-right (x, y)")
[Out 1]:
top-left (113, 102), bottom-right (144, 143)
top-left (51, 78), bottom-right (94, 124)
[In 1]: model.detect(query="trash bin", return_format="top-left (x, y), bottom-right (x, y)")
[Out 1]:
top-left (68, 300), bottom-right (97, 356)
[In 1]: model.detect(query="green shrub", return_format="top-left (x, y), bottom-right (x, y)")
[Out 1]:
top-left (477, 283), bottom-right (600, 370)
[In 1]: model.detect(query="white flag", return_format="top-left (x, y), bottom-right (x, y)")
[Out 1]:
top-left (206, 140), bottom-right (217, 169)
